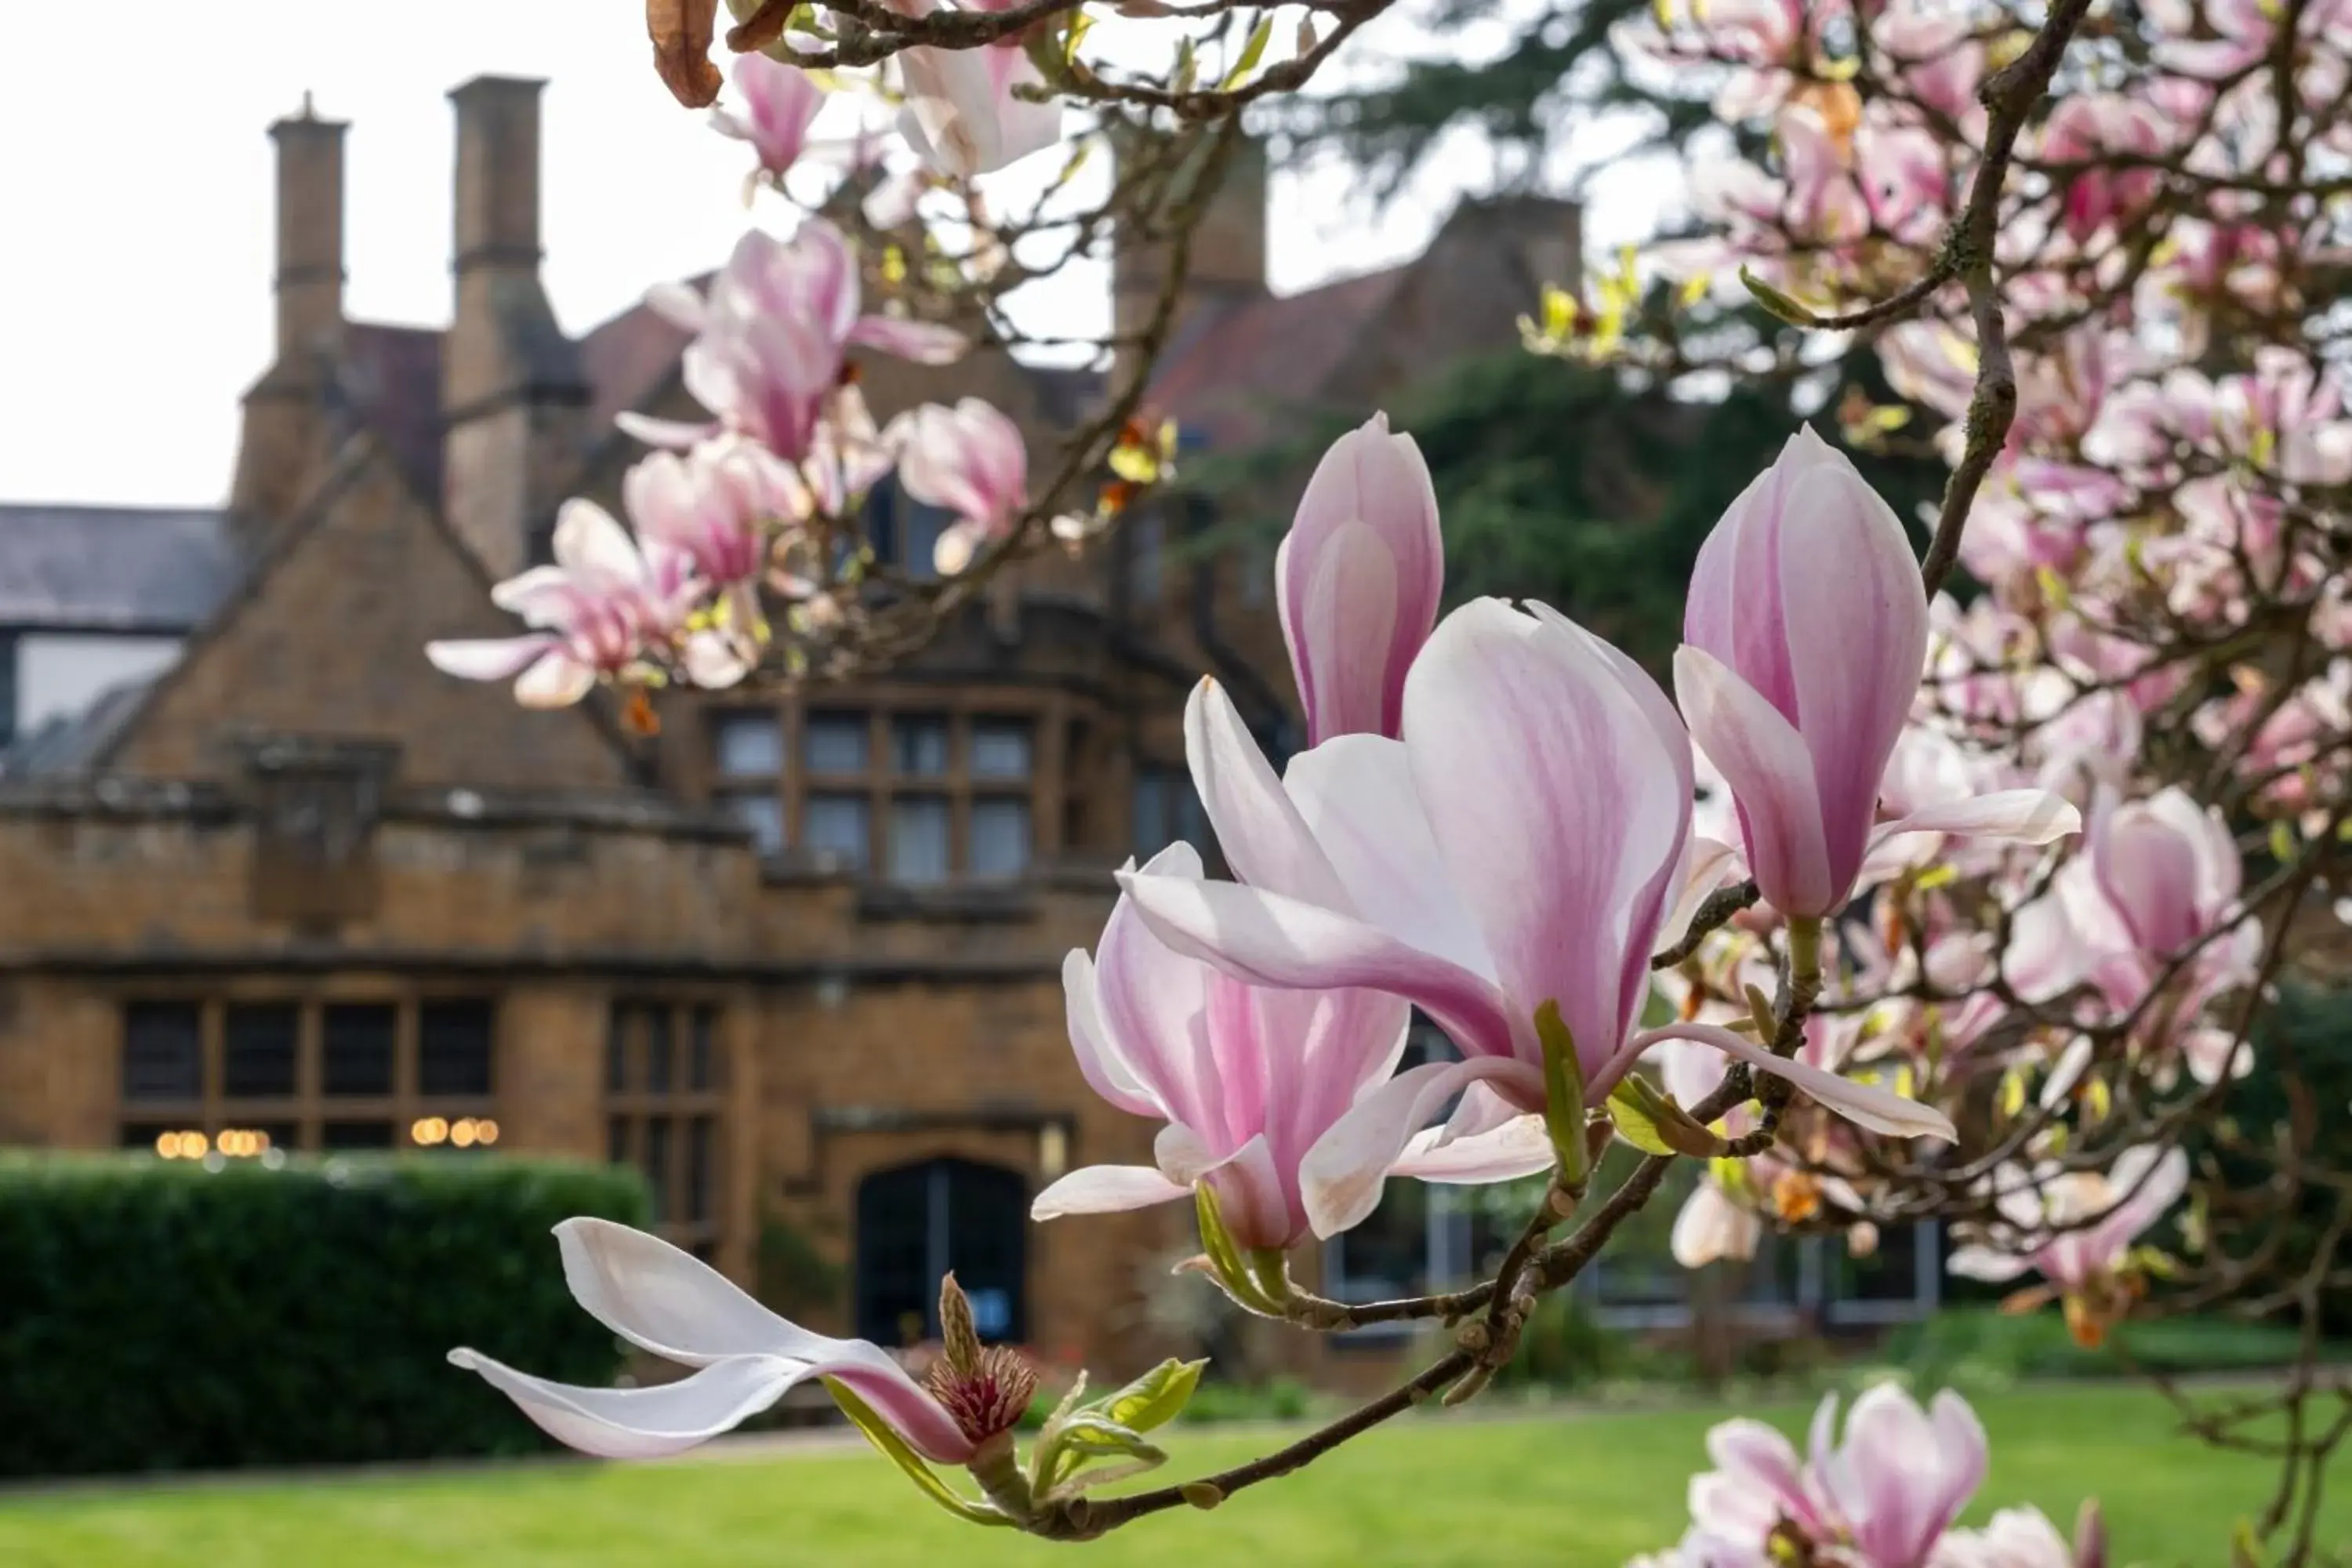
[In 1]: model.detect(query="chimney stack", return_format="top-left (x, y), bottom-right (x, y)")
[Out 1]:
top-left (441, 76), bottom-right (586, 580)
top-left (229, 97), bottom-right (350, 552)
top-left (269, 97), bottom-right (348, 361)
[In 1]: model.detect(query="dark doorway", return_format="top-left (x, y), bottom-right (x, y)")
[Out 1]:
top-left (854, 1158), bottom-right (1029, 1348)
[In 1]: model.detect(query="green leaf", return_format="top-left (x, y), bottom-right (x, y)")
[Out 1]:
top-left (1534, 1000), bottom-right (1588, 1181)
top-left (822, 1378), bottom-right (1014, 1529)
top-left (1062, 7), bottom-right (1094, 63)
top-left (1172, 37), bottom-right (1199, 94)
top-left (1737, 265), bottom-right (1820, 328)
top-left (1038, 1414), bottom-right (1168, 1500)
top-left (1607, 1074), bottom-right (1727, 1159)
top-left (1192, 1184), bottom-right (1283, 1314)
top-left (1220, 14), bottom-right (1275, 89)
top-left (1101, 1357), bottom-right (1206, 1434)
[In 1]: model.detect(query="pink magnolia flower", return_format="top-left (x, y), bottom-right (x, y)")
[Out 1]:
top-left (427, 500), bottom-right (694, 707)
top-left (451, 1219), bottom-right (987, 1461)
top-left (2037, 96), bottom-right (2168, 245)
top-left (2149, 0), bottom-right (2281, 78)
top-left (2006, 786), bottom-right (2256, 1038)
top-left (1935, 1505), bottom-right (2097, 1568)
top-left (890, 397), bottom-right (1029, 575)
top-left (1121, 604), bottom-right (1952, 1235)
top-left (891, 0), bottom-right (1062, 177)
top-left (710, 52), bottom-right (826, 178)
top-left (1675, 428), bottom-right (2078, 920)
top-left (1648, 1385), bottom-right (1989, 1568)
top-left (1031, 843), bottom-right (1540, 1250)
top-left (620, 222), bottom-right (965, 458)
top-left (621, 441), bottom-right (804, 686)
top-left (1949, 1146), bottom-right (2190, 1347)
top-left (1278, 413), bottom-right (1445, 745)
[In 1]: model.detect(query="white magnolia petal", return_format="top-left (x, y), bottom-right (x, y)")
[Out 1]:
top-left (1944, 1244), bottom-right (2033, 1283)
top-left (1392, 1109), bottom-right (1558, 1185)
top-left (1671, 1183), bottom-right (1763, 1268)
top-left (1657, 836), bottom-right (1743, 953)
top-left (1871, 789), bottom-right (2082, 845)
top-left (512, 650), bottom-right (597, 709)
top-left (1298, 1058), bottom-right (1547, 1237)
top-left (1282, 734), bottom-right (1493, 978)
top-left (1030, 1163), bottom-right (1191, 1220)
top-left (1185, 680), bottom-right (1351, 908)
top-left (448, 1351), bottom-right (798, 1460)
top-left (557, 1218), bottom-right (826, 1364)
top-left (426, 635), bottom-right (559, 683)
top-left (1636, 1023), bottom-right (1957, 1142)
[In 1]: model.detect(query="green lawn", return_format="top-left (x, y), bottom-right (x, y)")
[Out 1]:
top-left (0, 1385), bottom-right (2339, 1567)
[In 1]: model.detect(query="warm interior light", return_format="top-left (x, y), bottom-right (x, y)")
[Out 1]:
top-left (450, 1120), bottom-right (477, 1149)
top-left (476, 1119), bottom-right (499, 1146)
top-left (412, 1116), bottom-right (450, 1147)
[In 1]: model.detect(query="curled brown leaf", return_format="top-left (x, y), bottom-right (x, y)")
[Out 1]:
top-left (648, 0), bottom-right (724, 107)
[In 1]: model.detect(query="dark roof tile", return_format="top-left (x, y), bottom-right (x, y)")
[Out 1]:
top-left (0, 506), bottom-right (241, 632)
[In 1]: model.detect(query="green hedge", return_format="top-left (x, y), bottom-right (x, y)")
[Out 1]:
top-left (0, 1155), bottom-right (648, 1477)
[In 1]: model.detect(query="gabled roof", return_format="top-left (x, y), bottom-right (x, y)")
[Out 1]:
top-left (1147, 269), bottom-right (1407, 448)
top-left (0, 505), bottom-right (242, 633)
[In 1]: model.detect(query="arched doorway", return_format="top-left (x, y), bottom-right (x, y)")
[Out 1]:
top-left (854, 1158), bottom-right (1029, 1348)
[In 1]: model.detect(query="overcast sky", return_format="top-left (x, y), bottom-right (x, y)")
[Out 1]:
top-left (0, 2), bottom-right (1672, 508)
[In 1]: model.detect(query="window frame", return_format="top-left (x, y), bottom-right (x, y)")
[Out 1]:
top-left (114, 989), bottom-right (499, 1158)
top-left (702, 695), bottom-right (1049, 884)
top-left (605, 998), bottom-right (733, 1260)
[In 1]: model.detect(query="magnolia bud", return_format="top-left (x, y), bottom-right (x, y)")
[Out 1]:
top-left (2074, 1498), bottom-right (2107, 1568)
top-left (939, 1272), bottom-right (983, 1376)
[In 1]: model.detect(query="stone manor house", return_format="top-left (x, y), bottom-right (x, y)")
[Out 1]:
top-left (0, 75), bottom-right (1922, 1378)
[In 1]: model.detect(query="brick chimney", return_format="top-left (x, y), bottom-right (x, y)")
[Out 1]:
top-left (1112, 132), bottom-right (1270, 376)
top-left (440, 76), bottom-right (586, 581)
top-left (229, 97), bottom-right (349, 551)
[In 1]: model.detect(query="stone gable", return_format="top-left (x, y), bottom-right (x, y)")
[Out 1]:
top-left (105, 441), bottom-right (636, 793)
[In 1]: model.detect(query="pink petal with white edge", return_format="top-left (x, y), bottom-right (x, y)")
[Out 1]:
top-left (1777, 452), bottom-right (1930, 893)
top-left (447, 1350), bottom-right (804, 1460)
top-left (1635, 1023), bottom-right (1957, 1141)
top-left (1060, 949), bottom-right (1159, 1118)
top-left (1185, 681), bottom-right (1351, 909)
top-left (1657, 836), bottom-right (1742, 954)
top-left (552, 500), bottom-right (648, 584)
top-left (848, 315), bottom-right (967, 365)
top-left (1280, 735), bottom-right (1492, 976)
top-left (1403, 601), bottom-right (1689, 1074)
top-left (1116, 869), bottom-right (1519, 1062)
top-left (426, 635), bottom-right (559, 683)
top-left (1158, 1127), bottom-right (1294, 1249)
top-left (1298, 1057), bottom-right (1547, 1236)
top-left (1675, 644), bottom-right (1835, 916)
top-left (513, 650), bottom-right (596, 708)
top-left (1030, 1163), bottom-right (1191, 1220)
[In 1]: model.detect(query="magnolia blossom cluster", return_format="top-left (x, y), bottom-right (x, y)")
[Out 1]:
top-left (430, 53), bottom-right (1065, 710)
top-left (1599, 0), bottom-right (2346, 1346)
top-left (456, 412), bottom-right (2111, 1531)
top-left (1629, 1384), bottom-right (2106, 1568)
